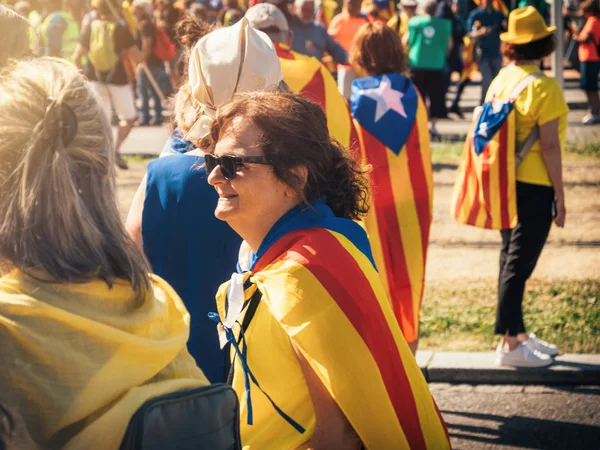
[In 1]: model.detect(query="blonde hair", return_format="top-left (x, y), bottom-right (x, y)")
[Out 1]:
top-left (0, 58), bottom-right (150, 295)
top-left (0, 4), bottom-right (30, 68)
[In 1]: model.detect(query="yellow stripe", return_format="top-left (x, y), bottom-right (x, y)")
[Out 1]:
top-left (322, 66), bottom-right (351, 149)
top-left (280, 58), bottom-right (321, 96)
top-left (329, 231), bottom-right (451, 449)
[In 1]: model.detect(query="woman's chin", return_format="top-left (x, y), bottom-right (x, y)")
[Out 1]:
top-left (214, 204), bottom-right (238, 221)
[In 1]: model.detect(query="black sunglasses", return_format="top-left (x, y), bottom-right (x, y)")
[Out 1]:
top-left (204, 154), bottom-right (272, 180)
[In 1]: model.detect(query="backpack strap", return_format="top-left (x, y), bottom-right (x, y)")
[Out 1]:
top-left (508, 72), bottom-right (545, 166)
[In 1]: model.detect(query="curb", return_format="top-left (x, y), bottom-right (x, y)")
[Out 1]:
top-left (417, 351), bottom-right (600, 385)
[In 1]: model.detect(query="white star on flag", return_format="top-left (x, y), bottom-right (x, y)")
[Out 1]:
top-left (357, 74), bottom-right (407, 122)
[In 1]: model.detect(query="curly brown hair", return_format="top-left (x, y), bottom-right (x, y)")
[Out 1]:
top-left (501, 35), bottom-right (556, 62)
top-left (349, 21), bottom-right (407, 76)
top-left (205, 92), bottom-right (371, 220)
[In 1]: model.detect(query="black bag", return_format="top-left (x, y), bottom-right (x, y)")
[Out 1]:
top-left (119, 384), bottom-right (241, 450)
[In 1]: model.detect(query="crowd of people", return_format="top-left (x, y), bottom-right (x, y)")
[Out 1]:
top-left (0, 0), bottom-right (588, 448)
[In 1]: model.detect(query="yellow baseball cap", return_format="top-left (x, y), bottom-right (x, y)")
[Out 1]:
top-left (500, 6), bottom-right (556, 45)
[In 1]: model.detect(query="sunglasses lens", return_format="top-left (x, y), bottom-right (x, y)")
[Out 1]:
top-left (221, 156), bottom-right (237, 180)
top-left (204, 154), bottom-right (216, 175)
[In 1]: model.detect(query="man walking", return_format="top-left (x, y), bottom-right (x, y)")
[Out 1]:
top-left (467, 0), bottom-right (506, 104)
top-left (73, 0), bottom-right (143, 169)
top-left (405, 0), bottom-right (452, 138)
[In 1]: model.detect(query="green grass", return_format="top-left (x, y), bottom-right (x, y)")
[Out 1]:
top-left (430, 140), bottom-right (600, 164)
top-left (420, 279), bottom-right (600, 353)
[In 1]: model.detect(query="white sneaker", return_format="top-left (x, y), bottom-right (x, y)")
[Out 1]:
top-left (523, 333), bottom-right (559, 356)
top-left (495, 342), bottom-right (553, 368)
top-left (581, 114), bottom-right (600, 125)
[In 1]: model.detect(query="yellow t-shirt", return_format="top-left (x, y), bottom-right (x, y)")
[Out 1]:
top-left (486, 64), bottom-right (569, 187)
top-left (387, 12), bottom-right (409, 39)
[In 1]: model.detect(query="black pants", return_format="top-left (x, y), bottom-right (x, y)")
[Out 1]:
top-left (495, 182), bottom-right (554, 336)
top-left (411, 69), bottom-right (447, 119)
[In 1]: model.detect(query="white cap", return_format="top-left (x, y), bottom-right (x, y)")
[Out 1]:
top-left (245, 3), bottom-right (289, 32)
top-left (186, 18), bottom-right (284, 140)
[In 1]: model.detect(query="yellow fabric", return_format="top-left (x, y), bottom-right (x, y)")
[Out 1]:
top-left (387, 12), bottom-right (409, 38)
top-left (487, 64), bottom-right (569, 186)
top-left (216, 230), bottom-right (449, 449)
top-left (0, 270), bottom-right (208, 450)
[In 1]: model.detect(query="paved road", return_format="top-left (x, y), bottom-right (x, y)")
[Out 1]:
top-left (117, 77), bottom-right (600, 156)
top-left (432, 383), bottom-right (600, 450)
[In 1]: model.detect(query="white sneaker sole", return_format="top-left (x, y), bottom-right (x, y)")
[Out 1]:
top-left (495, 356), bottom-right (553, 368)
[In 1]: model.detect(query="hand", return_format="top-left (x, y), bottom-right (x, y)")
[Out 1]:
top-left (553, 195), bottom-right (566, 228)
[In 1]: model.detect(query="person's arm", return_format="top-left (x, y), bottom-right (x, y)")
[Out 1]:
top-left (539, 119), bottom-right (566, 227)
top-left (324, 31), bottom-right (348, 65)
top-left (573, 19), bottom-right (593, 42)
top-left (447, 35), bottom-right (454, 55)
top-left (73, 43), bottom-right (87, 70)
top-left (291, 341), bottom-right (362, 450)
top-left (126, 174), bottom-right (147, 251)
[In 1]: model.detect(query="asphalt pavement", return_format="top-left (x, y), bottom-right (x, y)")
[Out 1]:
top-left (433, 383), bottom-right (600, 450)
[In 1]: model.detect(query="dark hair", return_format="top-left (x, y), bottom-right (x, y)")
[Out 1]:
top-left (581, 0), bottom-right (600, 16)
top-left (349, 21), bottom-right (407, 76)
top-left (501, 34), bottom-right (556, 61)
top-left (175, 15), bottom-right (213, 50)
top-left (206, 92), bottom-right (371, 220)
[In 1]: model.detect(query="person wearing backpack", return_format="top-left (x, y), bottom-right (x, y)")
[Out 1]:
top-left (73, 0), bottom-right (144, 170)
top-left (488, 7), bottom-right (567, 367)
top-left (40, 0), bottom-right (83, 62)
top-left (132, 0), bottom-right (173, 126)
top-left (572, 0), bottom-right (600, 125)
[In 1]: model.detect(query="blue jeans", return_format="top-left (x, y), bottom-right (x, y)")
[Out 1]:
top-left (137, 65), bottom-right (170, 121)
top-left (479, 56), bottom-right (503, 104)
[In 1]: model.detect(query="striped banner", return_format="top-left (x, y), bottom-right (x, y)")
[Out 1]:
top-left (275, 43), bottom-right (358, 153)
top-left (351, 74), bottom-right (433, 343)
top-left (216, 201), bottom-right (450, 449)
top-left (451, 109), bottom-right (518, 229)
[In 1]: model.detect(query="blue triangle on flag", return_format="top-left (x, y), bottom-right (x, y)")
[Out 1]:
top-left (351, 73), bottom-right (418, 156)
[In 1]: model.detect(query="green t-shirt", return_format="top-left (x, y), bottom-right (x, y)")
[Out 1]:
top-left (407, 16), bottom-right (452, 70)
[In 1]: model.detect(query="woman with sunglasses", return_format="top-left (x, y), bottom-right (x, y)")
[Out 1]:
top-left (126, 17), bottom-right (284, 382)
top-left (205, 91), bottom-right (450, 449)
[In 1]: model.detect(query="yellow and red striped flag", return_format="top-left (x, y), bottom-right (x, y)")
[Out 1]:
top-left (351, 73), bottom-right (433, 344)
top-left (215, 200), bottom-right (450, 449)
top-left (275, 42), bottom-right (359, 152)
top-left (451, 105), bottom-right (518, 229)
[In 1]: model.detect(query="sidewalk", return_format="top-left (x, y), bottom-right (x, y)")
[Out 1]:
top-left (416, 351), bottom-right (600, 385)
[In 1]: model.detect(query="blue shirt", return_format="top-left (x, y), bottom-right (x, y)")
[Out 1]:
top-left (290, 19), bottom-right (348, 64)
top-left (142, 153), bottom-right (242, 383)
top-left (467, 7), bottom-right (506, 60)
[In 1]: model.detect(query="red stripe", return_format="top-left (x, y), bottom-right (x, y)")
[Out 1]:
top-left (275, 44), bottom-right (296, 60)
top-left (498, 121), bottom-right (510, 228)
top-left (482, 145), bottom-right (492, 229)
top-left (404, 109), bottom-right (431, 261)
top-left (300, 68), bottom-right (327, 113)
top-left (360, 126), bottom-right (415, 337)
top-left (256, 228), bottom-right (430, 449)
top-left (454, 138), bottom-right (473, 221)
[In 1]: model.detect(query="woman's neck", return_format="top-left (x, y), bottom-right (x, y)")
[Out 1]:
top-left (230, 201), bottom-right (301, 254)
top-left (512, 59), bottom-right (541, 67)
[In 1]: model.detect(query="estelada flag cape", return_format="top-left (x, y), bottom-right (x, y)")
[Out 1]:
top-left (451, 101), bottom-right (517, 230)
top-left (275, 43), bottom-right (359, 153)
top-left (350, 73), bottom-right (433, 344)
top-left (214, 200), bottom-right (450, 449)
